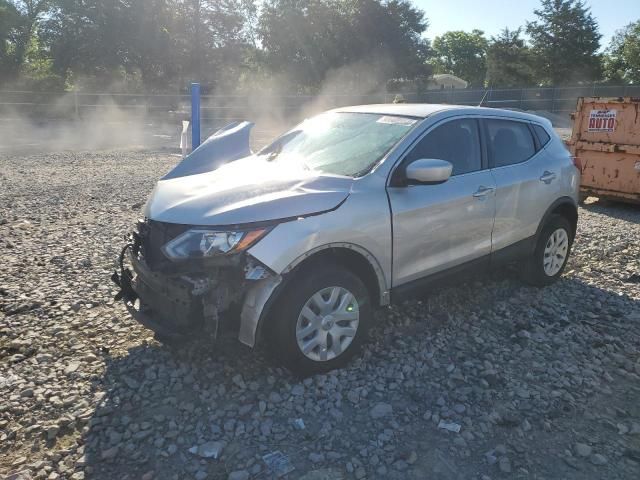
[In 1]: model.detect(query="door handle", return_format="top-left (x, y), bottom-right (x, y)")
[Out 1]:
top-left (473, 186), bottom-right (495, 198)
top-left (540, 171), bottom-right (556, 184)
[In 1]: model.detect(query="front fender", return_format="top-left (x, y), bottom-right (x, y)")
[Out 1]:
top-left (279, 242), bottom-right (389, 301)
top-left (239, 188), bottom-right (392, 347)
top-left (238, 242), bottom-right (389, 348)
top-left (246, 190), bottom-right (392, 291)
top-left (239, 275), bottom-right (282, 347)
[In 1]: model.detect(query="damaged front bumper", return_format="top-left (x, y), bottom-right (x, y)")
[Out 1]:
top-left (111, 222), bottom-right (280, 345)
top-left (112, 244), bottom-right (220, 340)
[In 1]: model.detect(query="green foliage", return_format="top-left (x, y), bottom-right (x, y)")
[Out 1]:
top-left (19, 24), bottom-right (63, 90)
top-left (258, 0), bottom-right (431, 91)
top-left (526, 0), bottom-right (602, 85)
top-left (36, 0), bottom-right (256, 92)
top-left (1, 0), bottom-right (60, 86)
top-left (11, 1), bottom-right (50, 70)
top-left (430, 30), bottom-right (487, 87)
top-left (603, 21), bottom-right (640, 84)
top-left (0, 0), bottom-right (631, 93)
top-left (0, 0), bottom-right (24, 80)
top-left (486, 28), bottom-right (535, 87)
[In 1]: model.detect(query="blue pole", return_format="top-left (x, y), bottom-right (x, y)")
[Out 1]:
top-left (191, 82), bottom-right (201, 150)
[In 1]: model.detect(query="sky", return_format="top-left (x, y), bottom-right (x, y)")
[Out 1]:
top-left (416, 0), bottom-right (640, 47)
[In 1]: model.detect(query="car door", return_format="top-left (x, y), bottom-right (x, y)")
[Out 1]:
top-left (483, 118), bottom-right (561, 251)
top-left (387, 117), bottom-right (496, 287)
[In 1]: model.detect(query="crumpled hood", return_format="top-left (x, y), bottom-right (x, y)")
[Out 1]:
top-left (145, 155), bottom-right (353, 225)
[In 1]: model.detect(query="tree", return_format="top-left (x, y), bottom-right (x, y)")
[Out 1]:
top-left (169, 0), bottom-right (254, 90)
top-left (258, 0), bottom-right (346, 89)
top-left (0, 1), bottom-right (60, 87)
top-left (603, 20), bottom-right (640, 84)
top-left (343, 0), bottom-right (431, 79)
top-left (40, 0), bottom-right (256, 91)
top-left (486, 28), bottom-right (535, 87)
top-left (42, 0), bottom-right (136, 87)
top-left (10, 1), bottom-right (50, 71)
top-left (430, 30), bottom-right (487, 87)
top-left (258, 0), bottom-right (431, 91)
top-left (526, 0), bottom-right (602, 85)
top-left (0, 0), bottom-right (23, 81)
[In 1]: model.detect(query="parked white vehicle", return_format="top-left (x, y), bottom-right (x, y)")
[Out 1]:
top-left (113, 104), bottom-right (580, 375)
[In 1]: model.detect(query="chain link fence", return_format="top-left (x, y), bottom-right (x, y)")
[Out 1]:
top-left (3, 85), bottom-right (638, 120)
top-left (1, 85), bottom-right (638, 150)
top-left (409, 85), bottom-right (640, 117)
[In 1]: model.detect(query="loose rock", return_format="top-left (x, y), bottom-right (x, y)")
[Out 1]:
top-left (1, 151), bottom-right (639, 480)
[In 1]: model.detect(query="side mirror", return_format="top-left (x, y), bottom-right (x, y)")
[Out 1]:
top-left (404, 158), bottom-right (453, 185)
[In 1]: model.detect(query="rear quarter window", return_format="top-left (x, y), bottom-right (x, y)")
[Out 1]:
top-left (532, 124), bottom-right (551, 147)
top-left (486, 119), bottom-right (536, 168)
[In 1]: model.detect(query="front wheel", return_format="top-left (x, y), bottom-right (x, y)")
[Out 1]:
top-left (521, 214), bottom-right (574, 287)
top-left (268, 264), bottom-right (371, 376)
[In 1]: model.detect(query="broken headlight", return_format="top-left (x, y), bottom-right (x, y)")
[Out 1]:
top-left (162, 228), bottom-right (269, 260)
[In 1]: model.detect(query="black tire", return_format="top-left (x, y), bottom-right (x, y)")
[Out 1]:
top-left (267, 263), bottom-right (372, 376)
top-left (521, 214), bottom-right (574, 287)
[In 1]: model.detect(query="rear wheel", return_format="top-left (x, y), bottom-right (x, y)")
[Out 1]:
top-left (268, 264), bottom-right (371, 376)
top-left (521, 214), bottom-right (573, 286)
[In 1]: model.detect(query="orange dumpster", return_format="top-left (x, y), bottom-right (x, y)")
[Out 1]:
top-left (568, 97), bottom-right (640, 204)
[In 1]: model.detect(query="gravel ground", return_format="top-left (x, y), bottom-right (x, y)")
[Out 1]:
top-left (1, 150), bottom-right (640, 480)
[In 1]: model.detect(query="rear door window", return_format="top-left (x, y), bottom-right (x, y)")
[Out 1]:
top-left (485, 119), bottom-right (536, 168)
top-left (405, 118), bottom-right (481, 176)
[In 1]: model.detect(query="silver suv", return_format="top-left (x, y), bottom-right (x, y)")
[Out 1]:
top-left (113, 104), bottom-right (579, 375)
